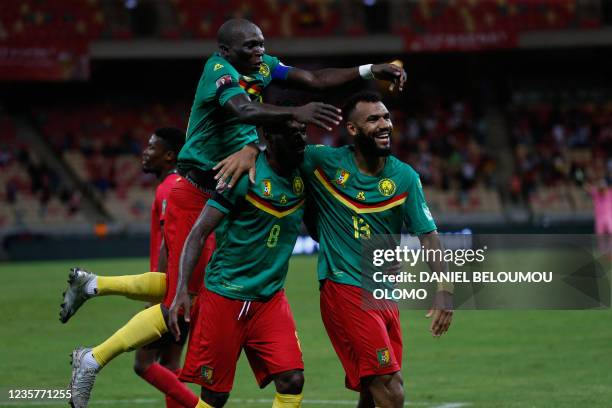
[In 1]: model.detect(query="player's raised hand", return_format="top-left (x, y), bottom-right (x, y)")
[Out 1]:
top-left (169, 289), bottom-right (191, 341)
top-left (214, 143), bottom-right (259, 191)
top-left (426, 290), bottom-right (453, 337)
top-left (292, 102), bottom-right (342, 131)
top-left (372, 61), bottom-right (406, 92)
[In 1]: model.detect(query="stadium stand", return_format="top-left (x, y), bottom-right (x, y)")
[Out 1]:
top-left (508, 95), bottom-right (612, 216)
top-left (0, 0), bottom-right (105, 46)
top-left (33, 100), bottom-right (188, 224)
top-left (0, 113), bottom-right (87, 227)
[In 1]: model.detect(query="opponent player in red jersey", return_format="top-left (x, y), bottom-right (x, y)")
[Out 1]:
top-left (144, 128), bottom-right (182, 273)
top-left (60, 128), bottom-right (199, 408)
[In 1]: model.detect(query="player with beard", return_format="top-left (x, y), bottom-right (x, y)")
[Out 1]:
top-left (299, 92), bottom-right (454, 408)
top-left (60, 128), bottom-right (200, 408)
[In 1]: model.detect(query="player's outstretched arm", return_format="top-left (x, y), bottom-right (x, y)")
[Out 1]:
top-left (419, 231), bottom-right (454, 337)
top-left (224, 93), bottom-right (342, 131)
top-left (169, 205), bottom-right (225, 340)
top-left (214, 94), bottom-right (341, 190)
top-left (285, 62), bottom-right (407, 92)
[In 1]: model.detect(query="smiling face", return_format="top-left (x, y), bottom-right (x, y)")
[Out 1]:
top-left (219, 23), bottom-right (265, 75)
top-left (346, 101), bottom-right (393, 157)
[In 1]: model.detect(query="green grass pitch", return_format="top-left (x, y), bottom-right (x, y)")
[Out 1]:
top-left (0, 255), bottom-right (611, 407)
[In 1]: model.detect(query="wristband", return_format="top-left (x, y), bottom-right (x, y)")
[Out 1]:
top-left (359, 64), bottom-right (374, 79)
top-left (437, 282), bottom-right (454, 294)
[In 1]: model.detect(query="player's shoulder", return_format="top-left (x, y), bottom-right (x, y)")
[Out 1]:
top-left (156, 173), bottom-right (180, 199)
top-left (387, 155), bottom-right (420, 182)
top-left (204, 53), bottom-right (238, 77)
top-left (262, 53), bottom-right (279, 64)
top-left (305, 143), bottom-right (347, 157)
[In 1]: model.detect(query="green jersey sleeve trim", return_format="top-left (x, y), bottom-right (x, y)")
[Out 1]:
top-left (403, 171), bottom-right (437, 235)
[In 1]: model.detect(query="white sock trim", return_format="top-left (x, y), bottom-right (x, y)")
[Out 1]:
top-left (85, 277), bottom-right (98, 296)
top-left (83, 351), bottom-right (101, 372)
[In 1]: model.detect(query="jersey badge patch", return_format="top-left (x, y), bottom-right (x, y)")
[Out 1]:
top-left (201, 365), bottom-right (214, 384)
top-left (259, 63), bottom-right (270, 76)
top-left (213, 63), bottom-right (224, 71)
top-left (378, 178), bottom-right (396, 196)
top-left (356, 191), bottom-right (366, 201)
top-left (377, 348), bottom-right (391, 367)
top-left (262, 179), bottom-right (273, 197)
top-left (280, 194), bottom-right (288, 205)
top-left (215, 75), bottom-right (233, 89)
top-left (292, 176), bottom-right (304, 195)
top-left (335, 169), bottom-right (350, 188)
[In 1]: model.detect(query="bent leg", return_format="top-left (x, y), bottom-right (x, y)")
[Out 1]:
top-left (91, 303), bottom-right (167, 367)
top-left (97, 272), bottom-right (167, 302)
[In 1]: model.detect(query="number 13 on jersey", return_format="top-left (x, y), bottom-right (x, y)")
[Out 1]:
top-left (352, 216), bottom-right (371, 239)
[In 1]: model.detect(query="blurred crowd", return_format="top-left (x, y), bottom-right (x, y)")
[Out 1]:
top-left (508, 100), bottom-right (612, 203)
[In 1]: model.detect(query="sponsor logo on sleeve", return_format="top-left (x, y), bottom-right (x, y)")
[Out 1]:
top-left (215, 75), bottom-right (233, 89)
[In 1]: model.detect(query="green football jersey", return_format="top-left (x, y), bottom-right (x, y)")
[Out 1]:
top-left (179, 53), bottom-right (289, 173)
top-left (300, 145), bottom-right (437, 288)
top-left (205, 154), bottom-right (306, 300)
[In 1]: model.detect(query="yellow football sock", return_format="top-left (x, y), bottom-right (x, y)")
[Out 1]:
top-left (195, 399), bottom-right (214, 408)
top-left (272, 392), bottom-right (303, 408)
top-left (92, 304), bottom-right (167, 367)
top-left (97, 272), bottom-right (166, 302)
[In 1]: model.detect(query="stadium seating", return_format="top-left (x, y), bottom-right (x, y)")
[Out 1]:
top-left (33, 100), bottom-right (188, 224)
top-left (2, 0), bottom-right (599, 47)
top-left (508, 97), bottom-right (610, 216)
top-left (0, 0), bottom-right (105, 46)
top-left (392, 0), bottom-right (600, 36)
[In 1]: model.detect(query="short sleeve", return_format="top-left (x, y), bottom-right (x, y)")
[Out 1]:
top-left (206, 61), bottom-right (248, 106)
top-left (206, 175), bottom-right (250, 214)
top-left (264, 54), bottom-right (292, 82)
top-left (403, 171), bottom-right (437, 235)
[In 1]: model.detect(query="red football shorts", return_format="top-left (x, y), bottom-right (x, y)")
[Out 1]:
top-left (180, 287), bottom-right (304, 392)
top-left (162, 177), bottom-right (216, 308)
top-left (320, 279), bottom-right (402, 391)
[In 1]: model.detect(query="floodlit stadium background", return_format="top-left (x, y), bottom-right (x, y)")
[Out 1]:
top-left (0, 1), bottom-right (611, 407)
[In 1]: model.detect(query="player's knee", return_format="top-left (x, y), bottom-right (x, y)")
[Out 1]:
top-left (367, 372), bottom-right (404, 406)
top-left (274, 370), bottom-right (304, 395)
top-left (389, 372), bottom-right (405, 404)
top-left (201, 388), bottom-right (229, 407)
top-left (133, 359), bottom-right (152, 377)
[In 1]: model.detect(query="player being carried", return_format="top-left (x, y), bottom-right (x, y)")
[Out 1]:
top-left (169, 122), bottom-right (308, 408)
top-left (299, 92), bottom-right (454, 408)
top-left (62, 18), bottom-right (406, 408)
